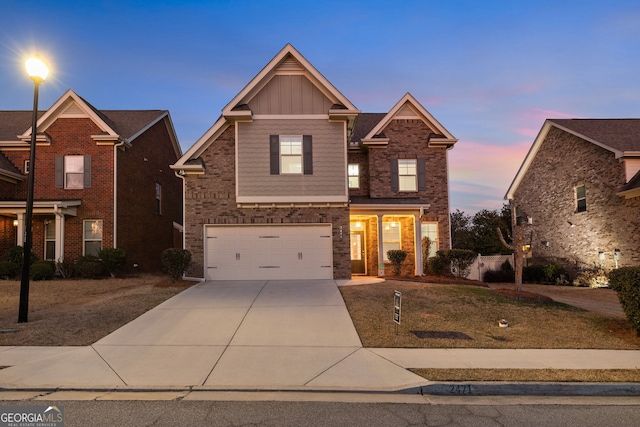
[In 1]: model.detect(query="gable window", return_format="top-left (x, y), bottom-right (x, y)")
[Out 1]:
top-left (382, 220), bottom-right (401, 261)
top-left (348, 164), bottom-right (360, 188)
top-left (398, 159), bottom-right (417, 191)
top-left (576, 185), bottom-right (586, 212)
top-left (55, 155), bottom-right (91, 189)
top-left (84, 219), bottom-right (103, 256)
top-left (270, 135), bottom-right (313, 175)
top-left (155, 182), bottom-right (162, 215)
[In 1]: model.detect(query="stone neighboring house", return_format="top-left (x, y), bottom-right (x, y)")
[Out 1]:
top-left (505, 119), bottom-right (640, 272)
top-left (172, 44), bottom-right (457, 280)
top-left (0, 89), bottom-right (183, 272)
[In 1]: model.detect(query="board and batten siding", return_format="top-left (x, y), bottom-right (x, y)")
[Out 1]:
top-left (248, 75), bottom-right (335, 115)
top-left (237, 119), bottom-right (346, 199)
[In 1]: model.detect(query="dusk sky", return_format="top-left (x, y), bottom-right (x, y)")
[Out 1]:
top-left (2, 1), bottom-right (639, 214)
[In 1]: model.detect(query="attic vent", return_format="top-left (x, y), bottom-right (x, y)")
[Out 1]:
top-left (61, 103), bottom-right (85, 116)
top-left (395, 104), bottom-right (418, 118)
top-left (278, 55), bottom-right (304, 71)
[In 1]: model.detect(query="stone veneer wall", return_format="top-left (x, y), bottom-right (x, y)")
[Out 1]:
top-left (183, 125), bottom-right (351, 279)
top-left (512, 126), bottom-right (640, 271)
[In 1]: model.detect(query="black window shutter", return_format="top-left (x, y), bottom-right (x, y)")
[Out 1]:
top-left (417, 158), bottom-right (426, 191)
top-left (269, 135), bottom-right (279, 175)
top-left (303, 135), bottom-right (313, 175)
top-left (55, 156), bottom-right (64, 188)
top-left (390, 158), bottom-right (399, 192)
top-left (84, 155), bottom-right (92, 188)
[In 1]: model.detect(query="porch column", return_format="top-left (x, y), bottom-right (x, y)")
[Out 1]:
top-left (16, 213), bottom-right (25, 246)
top-left (377, 214), bottom-right (384, 277)
top-left (54, 212), bottom-right (65, 262)
top-left (414, 214), bottom-right (423, 276)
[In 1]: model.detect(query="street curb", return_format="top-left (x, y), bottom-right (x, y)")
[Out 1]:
top-left (414, 382), bottom-right (640, 397)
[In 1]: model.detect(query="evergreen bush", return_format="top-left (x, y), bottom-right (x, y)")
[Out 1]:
top-left (0, 261), bottom-right (19, 279)
top-left (98, 247), bottom-right (126, 278)
top-left (30, 260), bottom-right (56, 281)
top-left (609, 267), bottom-right (640, 336)
top-left (161, 248), bottom-right (192, 281)
top-left (387, 249), bottom-right (407, 276)
top-left (75, 255), bottom-right (105, 279)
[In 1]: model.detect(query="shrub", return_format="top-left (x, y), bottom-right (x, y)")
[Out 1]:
top-left (427, 249), bottom-right (477, 278)
top-left (483, 269), bottom-right (515, 283)
top-left (428, 254), bottom-right (449, 276)
top-left (609, 267), bottom-right (640, 335)
top-left (422, 236), bottom-right (431, 274)
top-left (3, 246), bottom-right (38, 273)
top-left (523, 263), bottom-right (566, 284)
top-left (0, 261), bottom-right (19, 279)
top-left (75, 255), bottom-right (105, 279)
top-left (573, 267), bottom-right (609, 288)
top-left (501, 259), bottom-right (514, 273)
top-left (98, 248), bottom-right (126, 278)
top-left (30, 260), bottom-right (56, 281)
top-left (161, 248), bottom-right (192, 281)
top-left (56, 259), bottom-right (75, 278)
top-left (387, 249), bottom-right (407, 276)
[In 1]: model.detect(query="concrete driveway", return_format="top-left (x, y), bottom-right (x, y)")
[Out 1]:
top-left (0, 279), bottom-right (425, 390)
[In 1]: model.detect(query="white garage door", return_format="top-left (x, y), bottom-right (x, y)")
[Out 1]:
top-left (205, 224), bottom-right (333, 280)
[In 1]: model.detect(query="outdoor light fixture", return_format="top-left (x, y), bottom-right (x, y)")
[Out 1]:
top-left (18, 55), bottom-right (48, 323)
top-left (13, 220), bottom-right (18, 227)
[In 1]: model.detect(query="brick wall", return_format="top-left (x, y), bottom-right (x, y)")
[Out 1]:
top-left (117, 117), bottom-right (182, 272)
top-left (3, 118), bottom-right (115, 261)
top-left (513, 126), bottom-right (640, 271)
top-left (183, 125), bottom-right (351, 279)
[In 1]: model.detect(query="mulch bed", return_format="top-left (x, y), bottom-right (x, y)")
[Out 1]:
top-left (389, 275), bottom-right (489, 287)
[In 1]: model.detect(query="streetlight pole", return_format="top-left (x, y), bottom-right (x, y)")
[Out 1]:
top-left (18, 57), bottom-right (48, 323)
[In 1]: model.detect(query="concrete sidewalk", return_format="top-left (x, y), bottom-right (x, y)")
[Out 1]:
top-left (0, 278), bottom-right (638, 394)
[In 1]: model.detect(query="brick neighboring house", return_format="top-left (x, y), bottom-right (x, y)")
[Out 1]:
top-left (172, 44), bottom-right (457, 280)
top-left (0, 89), bottom-right (183, 272)
top-left (505, 119), bottom-right (640, 272)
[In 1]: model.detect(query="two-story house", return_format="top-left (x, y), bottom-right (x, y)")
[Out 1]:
top-left (0, 89), bottom-right (183, 272)
top-left (506, 119), bottom-right (640, 272)
top-left (172, 44), bottom-right (456, 280)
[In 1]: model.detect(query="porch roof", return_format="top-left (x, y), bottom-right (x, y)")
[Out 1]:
top-left (0, 200), bottom-right (81, 216)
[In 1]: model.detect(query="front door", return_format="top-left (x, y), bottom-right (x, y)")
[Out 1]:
top-left (350, 231), bottom-right (366, 275)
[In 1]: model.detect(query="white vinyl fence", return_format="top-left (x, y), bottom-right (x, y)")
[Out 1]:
top-left (466, 254), bottom-right (514, 281)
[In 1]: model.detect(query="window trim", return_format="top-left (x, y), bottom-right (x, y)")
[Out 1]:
top-left (24, 160), bottom-right (30, 174)
top-left (348, 163), bottom-right (360, 189)
top-left (44, 220), bottom-right (55, 261)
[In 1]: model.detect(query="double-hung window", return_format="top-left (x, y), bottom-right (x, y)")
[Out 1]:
top-left (155, 183), bottom-right (162, 215)
top-left (56, 155), bottom-right (91, 189)
top-left (382, 220), bottom-right (401, 261)
top-left (398, 159), bottom-right (417, 191)
top-left (348, 164), bottom-right (360, 188)
top-left (84, 220), bottom-right (103, 256)
top-left (280, 136), bottom-right (302, 174)
top-left (65, 156), bottom-right (84, 189)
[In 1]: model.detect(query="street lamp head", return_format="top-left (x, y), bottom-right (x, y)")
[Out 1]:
top-left (25, 57), bottom-right (49, 82)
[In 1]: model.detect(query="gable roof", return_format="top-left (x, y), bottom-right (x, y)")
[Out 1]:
top-left (358, 93), bottom-right (457, 148)
top-left (0, 89), bottom-right (181, 157)
top-left (174, 44), bottom-right (360, 170)
top-left (506, 118), bottom-right (640, 200)
top-left (618, 169), bottom-right (640, 199)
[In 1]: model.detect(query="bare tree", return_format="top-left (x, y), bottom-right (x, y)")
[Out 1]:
top-left (496, 204), bottom-right (532, 292)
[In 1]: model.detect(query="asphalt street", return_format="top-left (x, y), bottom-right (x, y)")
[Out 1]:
top-left (2, 395), bottom-right (640, 427)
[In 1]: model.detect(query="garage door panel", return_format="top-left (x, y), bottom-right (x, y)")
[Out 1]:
top-left (204, 225), bottom-right (333, 280)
